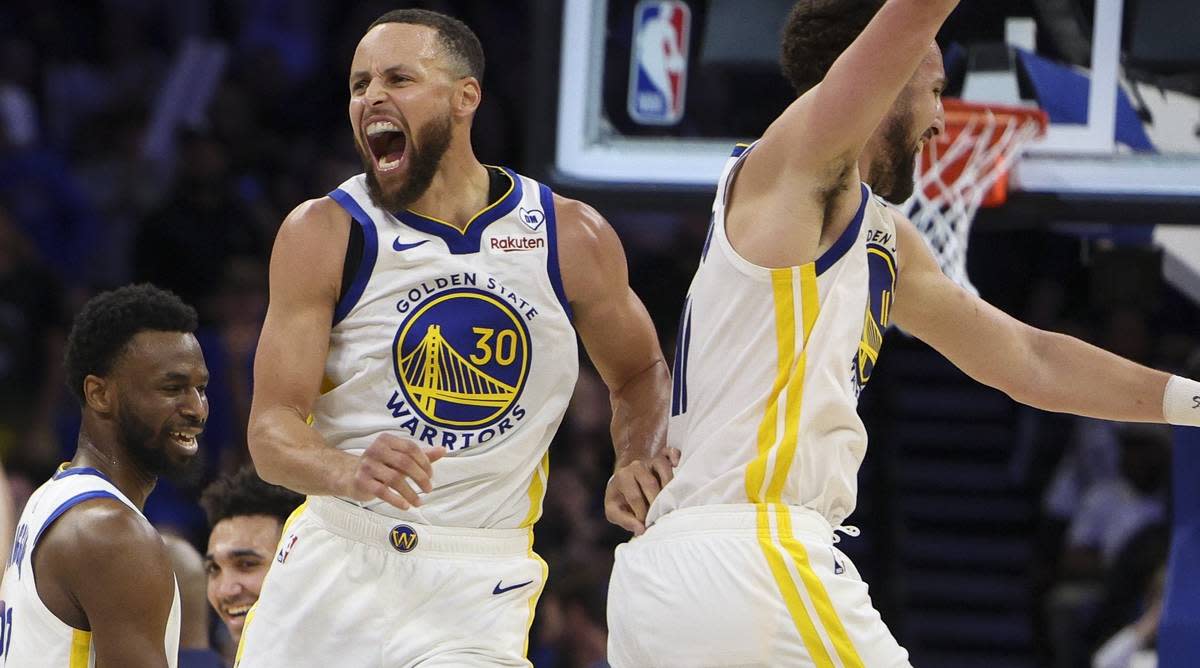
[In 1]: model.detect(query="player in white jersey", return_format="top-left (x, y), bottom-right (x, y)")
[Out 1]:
top-left (608, 1), bottom-right (1200, 666)
top-left (1, 284), bottom-right (208, 667)
top-left (239, 9), bottom-right (674, 667)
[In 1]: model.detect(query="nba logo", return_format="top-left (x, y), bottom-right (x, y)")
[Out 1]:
top-left (627, 0), bottom-right (691, 126)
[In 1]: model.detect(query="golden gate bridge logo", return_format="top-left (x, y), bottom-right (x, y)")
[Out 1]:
top-left (852, 244), bottom-right (895, 393)
top-left (393, 290), bottom-right (530, 428)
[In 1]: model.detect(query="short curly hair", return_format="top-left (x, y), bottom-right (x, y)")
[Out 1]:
top-left (368, 8), bottom-right (484, 82)
top-left (780, 0), bottom-right (885, 96)
top-left (200, 466), bottom-right (305, 527)
top-left (64, 283), bottom-right (198, 404)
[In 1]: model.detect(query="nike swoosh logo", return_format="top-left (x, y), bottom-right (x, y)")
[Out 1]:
top-left (492, 580), bottom-right (534, 595)
top-left (393, 238), bottom-right (429, 252)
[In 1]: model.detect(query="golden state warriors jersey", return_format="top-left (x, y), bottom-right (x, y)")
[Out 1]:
top-left (317, 168), bottom-right (578, 528)
top-left (648, 144), bottom-right (898, 528)
top-left (0, 467), bottom-right (181, 668)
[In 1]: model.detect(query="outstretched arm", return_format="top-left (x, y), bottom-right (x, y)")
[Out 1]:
top-left (556, 196), bottom-right (676, 535)
top-left (890, 213), bottom-right (1200, 425)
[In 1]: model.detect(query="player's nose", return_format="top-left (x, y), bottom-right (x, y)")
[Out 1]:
top-left (365, 76), bottom-right (388, 104)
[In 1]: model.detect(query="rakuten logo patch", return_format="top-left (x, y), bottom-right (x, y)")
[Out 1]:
top-left (490, 236), bottom-right (545, 252)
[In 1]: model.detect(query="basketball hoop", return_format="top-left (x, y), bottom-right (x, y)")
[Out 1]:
top-left (902, 98), bottom-right (1048, 294)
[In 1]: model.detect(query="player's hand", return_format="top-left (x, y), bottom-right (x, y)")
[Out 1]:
top-left (605, 447), bottom-right (681, 536)
top-left (346, 434), bottom-right (446, 510)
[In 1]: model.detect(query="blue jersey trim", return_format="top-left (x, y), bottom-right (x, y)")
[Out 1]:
top-left (539, 183), bottom-right (573, 321)
top-left (393, 167), bottom-right (524, 255)
top-left (51, 466), bottom-right (113, 483)
top-left (815, 183), bottom-right (869, 275)
top-left (329, 188), bottom-right (380, 326)
top-left (731, 143), bottom-right (751, 157)
top-left (700, 214), bottom-right (715, 263)
top-left (34, 490), bottom-right (120, 545)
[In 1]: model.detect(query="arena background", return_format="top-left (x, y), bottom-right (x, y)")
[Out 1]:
top-left (0, 1), bottom-right (1197, 666)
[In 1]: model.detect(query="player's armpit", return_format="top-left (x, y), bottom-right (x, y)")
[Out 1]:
top-left (248, 197), bottom-right (362, 497)
top-left (38, 500), bottom-right (175, 668)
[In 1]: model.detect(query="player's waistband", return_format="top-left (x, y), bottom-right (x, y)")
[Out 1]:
top-left (306, 496), bottom-right (533, 557)
top-left (644, 503), bottom-right (837, 544)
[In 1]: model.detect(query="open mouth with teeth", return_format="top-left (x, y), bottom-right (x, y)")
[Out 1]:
top-left (225, 604), bottom-right (253, 620)
top-left (366, 120), bottom-right (407, 172)
top-left (169, 431), bottom-right (200, 452)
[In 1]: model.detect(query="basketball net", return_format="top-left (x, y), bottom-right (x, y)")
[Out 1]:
top-left (901, 99), bottom-right (1048, 295)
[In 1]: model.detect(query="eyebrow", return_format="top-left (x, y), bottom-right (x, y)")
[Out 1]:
top-left (350, 66), bottom-right (405, 82)
top-left (205, 548), bottom-right (268, 561)
top-left (934, 76), bottom-right (948, 89)
top-left (160, 371), bottom-right (209, 383)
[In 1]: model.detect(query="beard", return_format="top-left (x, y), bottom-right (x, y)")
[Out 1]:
top-left (361, 114), bottom-right (453, 211)
top-left (866, 113), bottom-right (920, 203)
top-left (116, 408), bottom-right (204, 486)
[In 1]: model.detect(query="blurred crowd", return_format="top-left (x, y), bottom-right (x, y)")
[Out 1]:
top-left (0, 2), bottom-right (1197, 668)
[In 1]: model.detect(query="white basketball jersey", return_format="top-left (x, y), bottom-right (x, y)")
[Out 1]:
top-left (649, 144), bottom-right (898, 527)
top-left (316, 168), bottom-right (579, 528)
top-left (0, 467), bottom-right (181, 668)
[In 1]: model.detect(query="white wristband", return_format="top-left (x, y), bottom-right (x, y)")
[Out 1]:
top-left (1163, 375), bottom-right (1200, 427)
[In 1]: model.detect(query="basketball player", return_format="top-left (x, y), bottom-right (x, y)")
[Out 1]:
top-left (606, 1), bottom-right (1200, 665)
top-left (238, 9), bottom-right (672, 667)
top-left (0, 284), bottom-right (208, 667)
top-left (199, 467), bottom-right (303, 648)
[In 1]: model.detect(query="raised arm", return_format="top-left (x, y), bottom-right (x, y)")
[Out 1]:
top-left (890, 212), bottom-right (1200, 425)
top-left (749, 0), bottom-right (957, 179)
top-left (555, 196), bottom-right (676, 535)
top-left (728, 0), bottom-right (957, 267)
top-left (37, 501), bottom-right (177, 668)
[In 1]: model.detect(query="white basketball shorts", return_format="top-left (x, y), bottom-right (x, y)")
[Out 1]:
top-left (235, 496), bottom-right (546, 667)
top-left (607, 504), bottom-right (911, 668)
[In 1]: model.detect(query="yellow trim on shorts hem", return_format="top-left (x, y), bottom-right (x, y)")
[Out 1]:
top-left (68, 629), bottom-right (91, 668)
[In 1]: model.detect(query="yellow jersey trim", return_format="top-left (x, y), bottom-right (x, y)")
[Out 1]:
top-left (403, 166), bottom-right (515, 234)
top-left (68, 629), bottom-right (91, 668)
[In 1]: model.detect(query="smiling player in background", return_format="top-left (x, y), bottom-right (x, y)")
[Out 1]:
top-left (1, 284), bottom-right (208, 667)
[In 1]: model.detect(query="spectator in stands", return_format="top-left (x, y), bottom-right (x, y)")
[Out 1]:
top-left (0, 205), bottom-right (68, 476)
top-left (1063, 424), bottom-right (1171, 576)
top-left (1092, 563), bottom-right (1165, 668)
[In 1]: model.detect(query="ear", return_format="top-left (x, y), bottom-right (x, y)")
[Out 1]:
top-left (83, 374), bottom-right (115, 416)
top-left (454, 77), bottom-right (482, 118)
